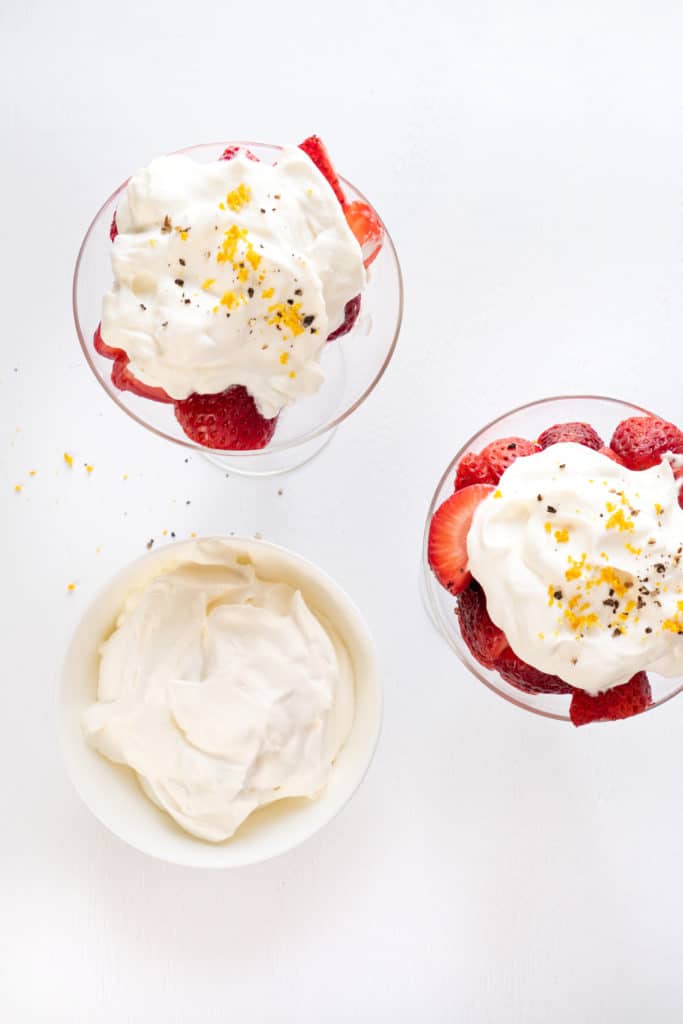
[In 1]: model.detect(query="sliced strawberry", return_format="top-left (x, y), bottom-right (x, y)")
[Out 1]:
top-left (479, 436), bottom-right (540, 483)
top-left (495, 651), bottom-right (574, 695)
top-left (537, 422), bottom-right (604, 451)
top-left (599, 445), bottom-right (627, 466)
top-left (219, 146), bottom-right (259, 162)
top-left (111, 354), bottom-right (174, 404)
top-left (428, 484), bottom-right (494, 595)
top-left (109, 212), bottom-right (118, 242)
top-left (454, 452), bottom-right (497, 490)
top-left (569, 671), bottom-right (652, 726)
top-left (175, 385), bottom-right (278, 450)
top-left (344, 200), bottom-right (384, 267)
top-left (298, 135), bottom-right (346, 206)
top-left (327, 295), bottom-right (361, 342)
top-left (93, 323), bottom-right (124, 360)
top-left (456, 582), bottom-right (509, 668)
top-left (610, 416), bottom-right (683, 470)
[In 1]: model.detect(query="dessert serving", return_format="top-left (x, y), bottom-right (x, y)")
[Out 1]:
top-left (90, 136), bottom-right (386, 452)
top-left (81, 539), bottom-right (356, 842)
top-left (426, 406), bottom-right (683, 725)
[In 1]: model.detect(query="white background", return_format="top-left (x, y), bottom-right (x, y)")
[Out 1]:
top-left (2, 1), bottom-right (683, 1020)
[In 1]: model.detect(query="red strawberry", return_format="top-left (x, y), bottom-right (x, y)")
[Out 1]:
top-left (427, 484), bottom-right (494, 595)
top-left (456, 582), bottom-right (509, 668)
top-left (175, 385), bottom-right (278, 450)
top-left (219, 145), bottom-right (259, 162)
top-left (93, 323), bottom-right (124, 360)
top-left (298, 135), bottom-right (346, 206)
top-left (454, 452), bottom-right (497, 490)
top-left (495, 651), bottom-right (574, 695)
top-left (599, 445), bottom-right (627, 466)
top-left (569, 671), bottom-right (652, 726)
top-left (109, 213), bottom-right (118, 242)
top-left (111, 354), bottom-right (174, 404)
top-left (537, 422), bottom-right (604, 451)
top-left (327, 294), bottom-right (361, 342)
top-left (479, 436), bottom-right (541, 483)
top-left (610, 416), bottom-right (683, 470)
top-left (344, 200), bottom-right (384, 267)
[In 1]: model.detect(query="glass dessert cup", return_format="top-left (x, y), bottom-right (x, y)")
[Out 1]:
top-left (73, 141), bottom-right (403, 477)
top-left (421, 395), bottom-right (683, 722)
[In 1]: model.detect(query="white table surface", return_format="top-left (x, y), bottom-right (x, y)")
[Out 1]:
top-left (3, 1), bottom-right (683, 1020)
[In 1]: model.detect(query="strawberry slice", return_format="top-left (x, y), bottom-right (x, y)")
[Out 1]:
top-left (569, 671), bottom-right (652, 726)
top-left (610, 416), bottom-right (683, 470)
top-left (219, 146), bottom-right (259, 162)
top-left (428, 484), bottom-right (494, 595)
top-left (111, 353), bottom-right (174, 404)
top-left (456, 582), bottom-right (509, 668)
top-left (344, 200), bottom-right (384, 267)
top-left (495, 651), bottom-right (574, 695)
top-left (537, 422), bottom-right (604, 451)
top-left (298, 135), bottom-right (346, 206)
top-left (327, 295), bottom-right (361, 342)
top-left (93, 323), bottom-right (124, 360)
top-left (175, 385), bottom-right (278, 450)
top-left (109, 213), bottom-right (118, 242)
top-left (479, 436), bottom-right (540, 483)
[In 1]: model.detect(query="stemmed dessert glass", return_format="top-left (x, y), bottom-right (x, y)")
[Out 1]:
top-left (422, 395), bottom-right (683, 722)
top-left (73, 141), bottom-right (403, 476)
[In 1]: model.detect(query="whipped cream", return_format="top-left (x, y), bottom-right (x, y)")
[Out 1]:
top-left (467, 444), bottom-right (683, 693)
top-left (101, 147), bottom-right (365, 418)
top-left (82, 541), bottom-right (355, 841)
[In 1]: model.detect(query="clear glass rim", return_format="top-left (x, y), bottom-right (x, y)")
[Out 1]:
top-left (421, 394), bottom-right (683, 722)
top-left (72, 140), bottom-right (404, 457)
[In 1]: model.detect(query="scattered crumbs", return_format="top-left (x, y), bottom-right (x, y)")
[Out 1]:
top-left (122, 474), bottom-right (128, 480)
top-left (537, 494), bottom-right (543, 502)
top-left (63, 452), bottom-right (74, 467)
top-left (85, 464), bottom-right (94, 474)
top-left (146, 539), bottom-right (154, 550)
top-left (493, 489), bottom-right (503, 499)
top-left (96, 547), bottom-right (101, 554)
top-left (14, 484), bottom-right (22, 493)
top-left (29, 470), bottom-right (36, 477)
top-left (170, 532), bottom-right (176, 538)
top-left (190, 531), bottom-right (197, 538)
top-left (67, 583), bottom-right (76, 592)
top-left (186, 500), bottom-right (191, 506)
top-left (278, 489), bottom-right (283, 496)
top-left (255, 532), bottom-right (263, 540)
top-left (162, 530), bottom-right (168, 537)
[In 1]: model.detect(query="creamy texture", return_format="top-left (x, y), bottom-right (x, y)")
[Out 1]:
top-left (467, 444), bottom-right (683, 693)
top-left (101, 147), bottom-right (365, 418)
top-left (82, 541), bottom-right (355, 841)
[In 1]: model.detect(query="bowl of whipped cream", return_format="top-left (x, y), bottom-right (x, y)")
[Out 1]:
top-left (57, 538), bottom-right (381, 866)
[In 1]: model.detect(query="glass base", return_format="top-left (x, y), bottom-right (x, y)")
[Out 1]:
top-left (202, 427), bottom-right (337, 477)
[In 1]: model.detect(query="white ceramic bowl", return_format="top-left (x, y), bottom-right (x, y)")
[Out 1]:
top-left (57, 538), bottom-right (381, 867)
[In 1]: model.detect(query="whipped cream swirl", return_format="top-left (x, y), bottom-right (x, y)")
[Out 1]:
top-left (82, 541), bottom-right (355, 841)
top-left (101, 147), bottom-right (365, 417)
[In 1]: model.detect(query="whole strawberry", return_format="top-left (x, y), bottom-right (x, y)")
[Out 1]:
top-left (537, 422), bottom-right (604, 451)
top-left (610, 416), bottom-right (683, 470)
top-left (175, 386), bottom-right (278, 450)
top-left (479, 437), bottom-right (540, 482)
